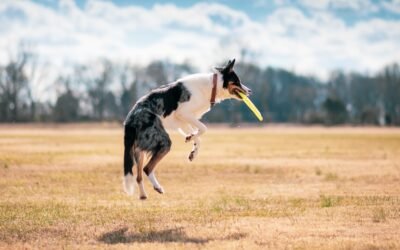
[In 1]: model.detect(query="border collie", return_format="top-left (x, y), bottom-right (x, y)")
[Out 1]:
top-left (123, 59), bottom-right (251, 199)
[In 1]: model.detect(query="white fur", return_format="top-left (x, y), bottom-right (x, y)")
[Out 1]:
top-left (160, 72), bottom-right (232, 161)
top-left (147, 172), bottom-right (163, 191)
top-left (123, 173), bottom-right (135, 195)
top-left (138, 181), bottom-right (147, 198)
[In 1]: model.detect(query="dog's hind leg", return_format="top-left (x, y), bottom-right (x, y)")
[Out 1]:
top-left (133, 149), bottom-right (147, 200)
top-left (143, 142), bottom-right (171, 194)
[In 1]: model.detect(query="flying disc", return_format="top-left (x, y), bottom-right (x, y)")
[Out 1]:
top-left (237, 91), bottom-right (263, 121)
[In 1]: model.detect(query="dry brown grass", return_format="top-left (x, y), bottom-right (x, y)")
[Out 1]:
top-left (1, 125), bottom-right (400, 249)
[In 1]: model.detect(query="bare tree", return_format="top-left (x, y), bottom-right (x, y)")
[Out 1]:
top-left (87, 60), bottom-right (114, 120)
top-left (378, 63), bottom-right (400, 125)
top-left (53, 76), bottom-right (80, 122)
top-left (117, 63), bottom-right (137, 118)
top-left (146, 61), bottom-right (168, 87)
top-left (0, 45), bottom-right (32, 122)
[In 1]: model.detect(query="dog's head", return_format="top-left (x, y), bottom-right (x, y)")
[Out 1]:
top-left (215, 59), bottom-right (252, 100)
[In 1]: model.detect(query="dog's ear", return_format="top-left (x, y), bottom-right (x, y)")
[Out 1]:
top-left (214, 66), bottom-right (224, 72)
top-left (215, 59), bottom-right (236, 73)
top-left (228, 59), bottom-right (235, 69)
top-left (225, 59), bottom-right (235, 72)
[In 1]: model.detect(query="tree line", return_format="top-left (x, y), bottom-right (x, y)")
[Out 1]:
top-left (1, 47), bottom-right (399, 125)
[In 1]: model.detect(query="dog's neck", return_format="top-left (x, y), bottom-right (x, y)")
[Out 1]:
top-left (179, 72), bottom-right (232, 105)
top-left (212, 72), bottom-right (231, 102)
top-left (210, 73), bottom-right (218, 107)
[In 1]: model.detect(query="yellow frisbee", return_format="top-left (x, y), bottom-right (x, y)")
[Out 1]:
top-left (237, 91), bottom-right (263, 121)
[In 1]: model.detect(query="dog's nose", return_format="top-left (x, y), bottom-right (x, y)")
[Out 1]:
top-left (247, 88), bottom-right (252, 95)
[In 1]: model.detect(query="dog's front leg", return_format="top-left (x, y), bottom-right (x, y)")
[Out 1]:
top-left (178, 115), bottom-right (207, 139)
top-left (176, 119), bottom-right (199, 161)
top-left (188, 136), bottom-right (200, 161)
top-left (184, 128), bottom-right (200, 161)
top-left (176, 114), bottom-right (207, 161)
top-left (177, 121), bottom-right (195, 139)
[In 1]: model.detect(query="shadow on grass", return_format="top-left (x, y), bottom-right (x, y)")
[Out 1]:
top-left (98, 227), bottom-right (246, 244)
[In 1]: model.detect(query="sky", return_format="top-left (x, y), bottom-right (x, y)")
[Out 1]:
top-left (1, 0), bottom-right (400, 81)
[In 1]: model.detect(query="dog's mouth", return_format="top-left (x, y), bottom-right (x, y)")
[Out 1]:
top-left (233, 88), bottom-right (246, 99)
top-left (229, 85), bottom-right (251, 99)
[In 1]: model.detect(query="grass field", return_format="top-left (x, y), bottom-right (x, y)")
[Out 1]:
top-left (1, 124), bottom-right (400, 249)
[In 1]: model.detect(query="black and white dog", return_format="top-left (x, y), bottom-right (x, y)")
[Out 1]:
top-left (123, 59), bottom-right (251, 199)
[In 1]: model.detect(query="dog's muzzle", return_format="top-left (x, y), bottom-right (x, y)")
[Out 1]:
top-left (230, 84), bottom-right (252, 99)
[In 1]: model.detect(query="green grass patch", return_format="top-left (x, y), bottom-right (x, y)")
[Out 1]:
top-left (320, 195), bottom-right (340, 208)
top-left (372, 207), bottom-right (387, 223)
top-left (324, 172), bottom-right (339, 181)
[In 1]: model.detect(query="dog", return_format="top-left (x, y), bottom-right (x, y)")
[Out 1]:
top-left (123, 59), bottom-right (251, 199)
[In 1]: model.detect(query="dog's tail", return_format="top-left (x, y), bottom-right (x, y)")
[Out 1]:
top-left (123, 126), bottom-right (135, 195)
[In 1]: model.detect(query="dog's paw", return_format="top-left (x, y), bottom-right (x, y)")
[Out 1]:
top-left (185, 134), bottom-right (193, 143)
top-left (188, 150), bottom-right (198, 161)
top-left (140, 195), bottom-right (147, 200)
top-left (153, 186), bottom-right (164, 194)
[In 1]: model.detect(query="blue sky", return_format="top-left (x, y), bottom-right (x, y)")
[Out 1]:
top-left (31, 0), bottom-right (400, 24)
top-left (1, 0), bottom-right (400, 82)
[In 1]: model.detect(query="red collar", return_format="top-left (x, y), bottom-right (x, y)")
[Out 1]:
top-left (210, 73), bottom-right (217, 107)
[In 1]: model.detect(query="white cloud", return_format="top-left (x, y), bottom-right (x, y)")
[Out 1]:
top-left (381, 0), bottom-right (400, 14)
top-left (299, 0), bottom-right (379, 12)
top-left (0, 0), bottom-right (399, 92)
top-left (0, 0), bottom-right (252, 72)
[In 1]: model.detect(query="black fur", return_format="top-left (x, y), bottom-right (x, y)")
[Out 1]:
top-left (123, 81), bottom-right (191, 176)
top-left (216, 59), bottom-right (241, 89)
top-left (147, 82), bottom-right (191, 117)
top-left (123, 126), bottom-right (135, 176)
